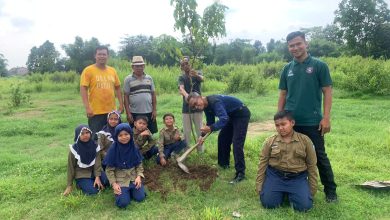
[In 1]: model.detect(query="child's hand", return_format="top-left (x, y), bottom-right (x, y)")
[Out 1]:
top-left (140, 130), bottom-right (149, 136)
top-left (160, 157), bottom-right (167, 166)
top-left (63, 186), bottom-right (72, 196)
top-left (174, 134), bottom-right (181, 141)
top-left (112, 182), bottom-right (122, 195)
top-left (94, 177), bottom-right (104, 190)
top-left (134, 176), bottom-right (142, 189)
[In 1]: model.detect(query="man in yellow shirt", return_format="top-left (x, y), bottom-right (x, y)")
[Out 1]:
top-left (80, 46), bottom-right (123, 137)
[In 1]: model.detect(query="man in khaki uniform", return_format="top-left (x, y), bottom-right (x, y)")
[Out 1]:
top-left (256, 111), bottom-right (317, 212)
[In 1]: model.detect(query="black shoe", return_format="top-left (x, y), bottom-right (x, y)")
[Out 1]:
top-left (325, 192), bottom-right (338, 203)
top-left (219, 164), bottom-right (230, 169)
top-left (229, 173), bottom-right (245, 184)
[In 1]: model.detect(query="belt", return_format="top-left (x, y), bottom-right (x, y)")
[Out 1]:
top-left (269, 166), bottom-right (305, 178)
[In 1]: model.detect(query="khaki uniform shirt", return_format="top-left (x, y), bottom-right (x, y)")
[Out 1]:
top-left (158, 126), bottom-right (184, 157)
top-left (133, 128), bottom-right (157, 154)
top-left (106, 164), bottom-right (144, 187)
top-left (66, 151), bottom-right (102, 186)
top-left (255, 132), bottom-right (318, 196)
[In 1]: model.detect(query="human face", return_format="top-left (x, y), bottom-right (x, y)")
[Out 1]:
top-left (180, 62), bottom-right (191, 73)
top-left (95, 49), bottom-right (108, 65)
top-left (118, 130), bottom-right (131, 144)
top-left (79, 128), bottom-right (91, 142)
top-left (135, 119), bottom-right (147, 131)
top-left (164, 116), bottom-right (175, 127)
top-left (274, 117), bottom-right (295, 137)
top-left (188, 97), bottom-right (205, 111)
top-left (132, 64), bottom-right (145, 76)
top-left (287, 36), bottom-right (308, 61)
top-left (108, 113), bottom-right (119, 127)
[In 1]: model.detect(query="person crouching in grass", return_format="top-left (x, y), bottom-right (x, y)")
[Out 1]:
top-left (63, 125), bottom-right (104, 196)
top-left (157, 113), bottom-right (187, 166)
top-left (133, 115), bottom-right (159, 160)
top-left (103, 123), bottom-right (145, 208)
top-left (256, 111), bottom-right (318, 212)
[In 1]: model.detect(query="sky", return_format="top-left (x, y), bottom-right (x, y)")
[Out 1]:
top-left (0, 0), bottom-right (388, 68)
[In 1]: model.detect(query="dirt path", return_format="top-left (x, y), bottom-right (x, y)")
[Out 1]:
top-left (246, 120), bottom-right (275, 137)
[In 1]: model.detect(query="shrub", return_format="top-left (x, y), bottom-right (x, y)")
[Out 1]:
top-left (8, 83), bottom-right (31, 107)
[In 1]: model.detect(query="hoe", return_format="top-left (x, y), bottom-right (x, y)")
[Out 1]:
top-left (176, 132), bottom-right (210, 173)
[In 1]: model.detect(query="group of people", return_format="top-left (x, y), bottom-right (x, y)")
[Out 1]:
top-left (63, 31), bottom-right (337, 212)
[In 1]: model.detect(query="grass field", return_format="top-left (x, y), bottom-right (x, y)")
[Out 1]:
top-left (0, 74), bottom-right (389, 220)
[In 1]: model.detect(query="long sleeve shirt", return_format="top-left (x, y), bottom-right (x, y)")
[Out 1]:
top-left (255, 132), bottom-right (318, 196)
top-left (157, 126), bottom-right (184, 157)
top-left (133, 128), bottom-right (157, 154)
top-left (105, 164), bottom-right (144, 187)
top-left (66, 151), bottom-right (102, 186)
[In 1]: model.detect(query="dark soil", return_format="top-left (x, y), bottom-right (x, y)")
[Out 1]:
top-left (144, 162), bottom-right (218, 200)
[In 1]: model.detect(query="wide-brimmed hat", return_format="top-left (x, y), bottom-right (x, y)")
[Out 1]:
top-left (131, 56), bottom-right (145, 66)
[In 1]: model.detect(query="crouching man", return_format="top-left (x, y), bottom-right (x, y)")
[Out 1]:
top-left (256, 111), bottom-right (318, 212)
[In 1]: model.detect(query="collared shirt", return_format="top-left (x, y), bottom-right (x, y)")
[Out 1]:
top-left (133, 128), bottom-right (157, 154)
top-left (105, 164), bottom-right (144, 187)
top-left (279, 55), bottom-right (333, 126)
top-left (256, 131), bottom-right (318, 196)
top-left (123, 73), bottom-right (155, 113)
top-left (66, 151), bottom-right (102, 186)
top-left (157, 126), bottom-right (184, 157)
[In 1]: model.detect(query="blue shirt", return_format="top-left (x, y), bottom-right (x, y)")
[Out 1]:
top-left (204, 95), bottom-right (244, 131)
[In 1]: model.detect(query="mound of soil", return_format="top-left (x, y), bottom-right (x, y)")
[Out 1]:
top-left (144, 162), bottom-right (218, 200)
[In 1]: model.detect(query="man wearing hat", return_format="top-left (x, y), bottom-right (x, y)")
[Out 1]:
top-left (123, 56), bottom-right (158, 134)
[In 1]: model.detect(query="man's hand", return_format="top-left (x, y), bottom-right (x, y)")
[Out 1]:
top-left (200, 126), bottom-right (211, 134)
top-left (127, 113), bottom-right (134, 124)
top-left (151, 110), bottom-right (157, 121)
top-left (117, 105), bottom-right (124, 114)
top-left (85, 107), bottom-right (94, 118)
top-left (134, 176), bottom-right (142, 189)
top-left (318, 117), bottom-right (331, 136)
top-left (112, 182), bottom-right (122, 195)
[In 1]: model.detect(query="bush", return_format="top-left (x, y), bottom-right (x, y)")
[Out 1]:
top-left (8, 83), bottom-right (31, 107)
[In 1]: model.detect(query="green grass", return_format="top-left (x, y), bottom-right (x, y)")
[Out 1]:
top-left (0, 75), bottom-right (390, 220)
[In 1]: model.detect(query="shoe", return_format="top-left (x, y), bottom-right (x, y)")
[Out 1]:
top-left (229, 173), bottom-right (245, 184)
top-left (219, 164), bottom-right (230, 169)
top-left (325, 192), bottom-right (338, 203)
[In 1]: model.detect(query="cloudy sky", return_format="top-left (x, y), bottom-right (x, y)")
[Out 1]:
top-left (1, 0), bottom-right (388, 68)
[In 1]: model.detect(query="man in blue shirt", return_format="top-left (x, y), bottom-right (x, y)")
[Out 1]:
top-left (187, 93), bottom-right (251, 184)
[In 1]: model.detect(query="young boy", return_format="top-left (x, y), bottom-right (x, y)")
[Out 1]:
top-left (157, 113), bottom-right (187, 166)
top-left (133, 116), bottom-right (159, 160)
top-left (256, 111), bottom-right (318, 212)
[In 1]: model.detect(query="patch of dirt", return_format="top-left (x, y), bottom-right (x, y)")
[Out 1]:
top-left (247, 120), bottom-right (275, 137)
top-left (144, 163), bottom-right (218, 200)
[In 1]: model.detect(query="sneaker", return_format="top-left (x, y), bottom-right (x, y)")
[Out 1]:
top-left (229, 172), bottom-right (245, 184)
top-left (325, 192), bottom-right (338, 203)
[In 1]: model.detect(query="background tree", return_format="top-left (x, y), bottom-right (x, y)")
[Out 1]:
top-left (334, 0), bottom-right (390, 57)
top-left (301, 26), bottom-right (342, 57)
top-left (62, 36), bottom-right (105, 73)
top-left (26, 40), bottom-right (60, 73)
top-left (253, 40), bottom-right (266, 55)
top-left (0, 53), bottom-right (8, 77)
top-left (170, 0), bottom-right (228, 66)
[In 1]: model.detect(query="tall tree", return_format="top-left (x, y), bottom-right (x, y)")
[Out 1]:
top-left (253, 40), bottom-right (266, 55)
top-left (266, 39), bottom-right (276, 53)
top-left (26, 40), bottom-right (60, 73)
top-left (170, 0), bottom-right (228, 66)
top-left (334, 0), bottom-right (390, 57)
top-left (62, 37), bottom-right (105, 73)
top-left (0, 53), bottom-right (7, 77)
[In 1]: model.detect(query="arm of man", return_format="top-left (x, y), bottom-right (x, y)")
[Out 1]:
top-left (277, 90), bottom-right (287, 112)
top-left (151, 91), bottom-right (157, 121)
top-left (209, 101), bottom-right (229, 131)
top-left (178, 85), bottom-right (189, 100)
top-left (319, 86), bottom-right (332, 136)
top-left (123, 93), bottom-right (133, 124)
top-left (115, 85), bottom-right (123, 113)
top-left (255, 138), bottom-right (272, 194)
top-left (80, 86), bottom-right (93, 118)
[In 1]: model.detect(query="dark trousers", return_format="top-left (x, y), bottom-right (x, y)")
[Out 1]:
top-left (143, 145), bottom-right (159, 160)
top-left (217, 114), bottom-right (250, 175)
top-left (75, 178), bottom-right (99, 195)
top-left (130, 112), bottom-right (158, 134)
top-left (100, 171), bottom-right (110, 187)
top-left (260, 166), bottom-right (312, 212)
top-left (115, 183), bottom-right (145, 208)
top-left (294, 125), bottom-right (337, 194)
top-left (156, 140), bottom-right (187, 164)
top-left (88, 114), bottom-right (108, 140)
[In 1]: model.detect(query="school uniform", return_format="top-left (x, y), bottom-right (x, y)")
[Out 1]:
top-left (133, 128), bottom-right (159, 159)
top-left (156, 126), bottom-right (187, 164)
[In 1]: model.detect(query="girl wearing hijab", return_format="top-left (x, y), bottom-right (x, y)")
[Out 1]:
top-left (104, 123), bottom-right (145, 208)
top-left (63, 125), bottom-right (104, 196)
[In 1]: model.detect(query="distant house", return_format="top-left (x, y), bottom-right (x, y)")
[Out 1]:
top-left (8, 67), bottom-right (29, 76)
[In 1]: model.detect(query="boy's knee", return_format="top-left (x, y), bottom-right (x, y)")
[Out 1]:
top-left (291, 198), bottom-right (313, 212)
top-left (116, 198), bottom-right (130, 208)
top-left (260, 194), bottom-right (282, 209)
top-left (133, 193), bottom-right (145, 202)
top-left (83, 187), bottom-right (99, 195)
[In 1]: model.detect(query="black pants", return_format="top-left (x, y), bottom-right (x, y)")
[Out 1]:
top-left (294, 125), bottom-right (337, 194)
top-left (88, 114), bottom-right (108, 140)
top-left (218, 107), bottom-right (250, 175)
top-left (130, 112), bottom-right (158, 134)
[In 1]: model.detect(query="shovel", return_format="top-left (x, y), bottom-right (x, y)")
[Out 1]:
top-left (176, 132), bottom-right (210, 174)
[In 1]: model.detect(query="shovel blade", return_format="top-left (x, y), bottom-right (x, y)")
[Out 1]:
top-left (177, 161), bottom-right (190, 174)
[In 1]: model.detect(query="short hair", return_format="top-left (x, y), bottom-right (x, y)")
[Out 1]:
top-left (274, 110), bottom-right (294, 121)
top-left (286, 31), bottom-right (306, 42)
top-left (163, 113), bottom-right (175, 120)
top-left (134, 115), bottom-right (148, 123)
top-left (186, 92), bottom-right (201, 103)
top-left (95, 45), bottom-right (109, 55)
